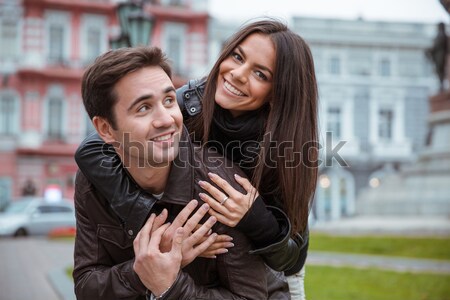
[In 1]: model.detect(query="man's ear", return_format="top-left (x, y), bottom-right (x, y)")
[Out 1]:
top-left (93, 116), bottom-right (116, 144)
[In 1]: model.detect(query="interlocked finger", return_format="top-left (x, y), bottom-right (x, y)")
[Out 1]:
top-left (186, 216), bottom-right (217, 246)
top-left (183, 203), bottom-right (210, 233)
top-left (172, 199), bottom-right (199, 228)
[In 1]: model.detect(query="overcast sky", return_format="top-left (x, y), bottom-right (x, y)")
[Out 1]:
top-left (209, 0), bottom-right (449, 24)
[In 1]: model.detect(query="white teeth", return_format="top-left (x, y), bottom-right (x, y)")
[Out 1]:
top-left (224, 80), bottom-right (245, 96)
top-left (153, 134), bottom-right (172, 141)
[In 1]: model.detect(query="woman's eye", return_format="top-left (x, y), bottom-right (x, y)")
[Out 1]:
top-left (255, 71), bottom-right (268, 80)
top-left (231, 52), bottom-right (243, 62)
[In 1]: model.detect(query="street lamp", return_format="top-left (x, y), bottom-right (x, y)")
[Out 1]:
top-left (110, 1), bottom-right (155, 49)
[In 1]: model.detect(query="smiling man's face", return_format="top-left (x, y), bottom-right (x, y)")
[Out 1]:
top-left (108, 66), bottom-right (183, 168)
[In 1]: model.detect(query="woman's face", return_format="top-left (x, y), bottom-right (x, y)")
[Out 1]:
top-left (215, 33), bottom-right (276, 117)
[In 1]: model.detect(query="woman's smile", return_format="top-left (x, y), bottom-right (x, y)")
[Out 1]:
top-left (223, 79), bottom-right (246, 97)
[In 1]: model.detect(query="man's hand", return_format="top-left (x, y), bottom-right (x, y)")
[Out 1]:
top-left (156, 199), bottom-right (220, 267)
top-left (159, 199), bottom-right (200, 252)
top-left (133, 213), bottom-right (185, 296)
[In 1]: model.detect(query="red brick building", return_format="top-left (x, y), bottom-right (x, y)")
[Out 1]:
top-left (0, 0), bottom-right (209, 205)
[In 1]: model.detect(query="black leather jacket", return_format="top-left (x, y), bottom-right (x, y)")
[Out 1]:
top-left (75, 79), bottom-right (309, 275)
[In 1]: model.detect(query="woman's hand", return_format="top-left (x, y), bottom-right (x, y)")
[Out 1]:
top-left (194, 228), bottom-right (234, 258)
top-left (198, 173), bottom-right (259, 227)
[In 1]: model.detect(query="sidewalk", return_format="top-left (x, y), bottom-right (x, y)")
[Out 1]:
top-left (0, 237), bottom-right (75, 300)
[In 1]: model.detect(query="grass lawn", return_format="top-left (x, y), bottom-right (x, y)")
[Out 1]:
top-left (66, 266), bottom-right (73, 280)
top-left (306, 265), bottom-right (450, 300)
top-left (310, 233), bottom-right (450, 261)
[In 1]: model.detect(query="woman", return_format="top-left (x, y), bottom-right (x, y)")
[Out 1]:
top-left (76, 19), bottom-right (318, 299)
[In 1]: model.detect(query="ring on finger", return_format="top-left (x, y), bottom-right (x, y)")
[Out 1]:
top-left (220, 196), bottom-right (229, 205)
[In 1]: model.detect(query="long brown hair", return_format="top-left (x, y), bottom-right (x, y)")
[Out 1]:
top-left (191, 19), bottom-right (318, 235)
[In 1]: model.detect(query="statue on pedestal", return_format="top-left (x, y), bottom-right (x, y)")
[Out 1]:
top-left (426, 22), bottom-right (448, 91)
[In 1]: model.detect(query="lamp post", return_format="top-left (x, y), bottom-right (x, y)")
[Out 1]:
top-left (110, 1), bottom-right (155, 49)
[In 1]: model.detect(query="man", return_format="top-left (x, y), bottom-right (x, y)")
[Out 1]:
top-left (73, 46), bottom-right (289, 299)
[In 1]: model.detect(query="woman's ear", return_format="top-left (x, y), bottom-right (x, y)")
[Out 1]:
top-left (92, 116), bottom-right (116, 144)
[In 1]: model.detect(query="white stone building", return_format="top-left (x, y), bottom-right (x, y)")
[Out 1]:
top-left (292, 17), bottom-right (438, 221)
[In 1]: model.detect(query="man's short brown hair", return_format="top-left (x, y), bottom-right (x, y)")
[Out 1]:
top-left (82, 46), bottom-right (172, 129)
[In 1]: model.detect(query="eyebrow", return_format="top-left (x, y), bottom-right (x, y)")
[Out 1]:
top-left (236, 45), bottom-right (274, 77)
top-left (127, 86), bottom-right (176, 112)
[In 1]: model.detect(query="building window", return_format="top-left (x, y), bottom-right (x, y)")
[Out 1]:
top-left (329, 56), bottom-right (341, 75)
top-left (398, 51), bottom-right (421, 77)
top-left (47, 97), bottom-right (64, 139)
top-left (0, 177), bottom-right (12, 210)
top-left (339, 177), bottom-right (348, 216)
top-left (0, 18), bottom-right (19, 59)
top-left (316, 170), bottom-right (355, 221)
top-left (378, 108), bottom-right (393, 141)
top-left (163, 23), bottom-right (186, 75)
top-left (81, 15), bottom-right (107, 65)
top-left (48, 23), bottom-right (65, 63)
top-left (46, 11), bottom-right (71, 64)
top-left (327, 106), bottom-right (342, 139)
top-left (170, 0), bottom-right (183, 5)
top-left (167, 35), bottom-right (182, 73)
top-left (379, 58), bottom-right (391, 77)
top-left (86, 27), bottom-right (101, 61)
top-left (348, 50), bottom-right (371, 76)
top-left (0, 94), bottom-right (17, 136)
top-left (161, 0), bottom-right (183, 6)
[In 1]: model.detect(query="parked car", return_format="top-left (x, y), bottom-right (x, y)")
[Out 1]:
top-left (0, 197), bottom-right (76, 237)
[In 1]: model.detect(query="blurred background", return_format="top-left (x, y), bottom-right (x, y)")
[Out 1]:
top-left (0, 0), bottom-right (449, 299)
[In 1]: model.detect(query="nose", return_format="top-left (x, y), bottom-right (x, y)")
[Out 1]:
top-left (152, 106), bottom-right (174, 128)
top-left (230, 65), bottom-right (248, 83)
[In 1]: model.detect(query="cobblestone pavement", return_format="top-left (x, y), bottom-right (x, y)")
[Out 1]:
top-left (0, 237), bottom-right (74, 300)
